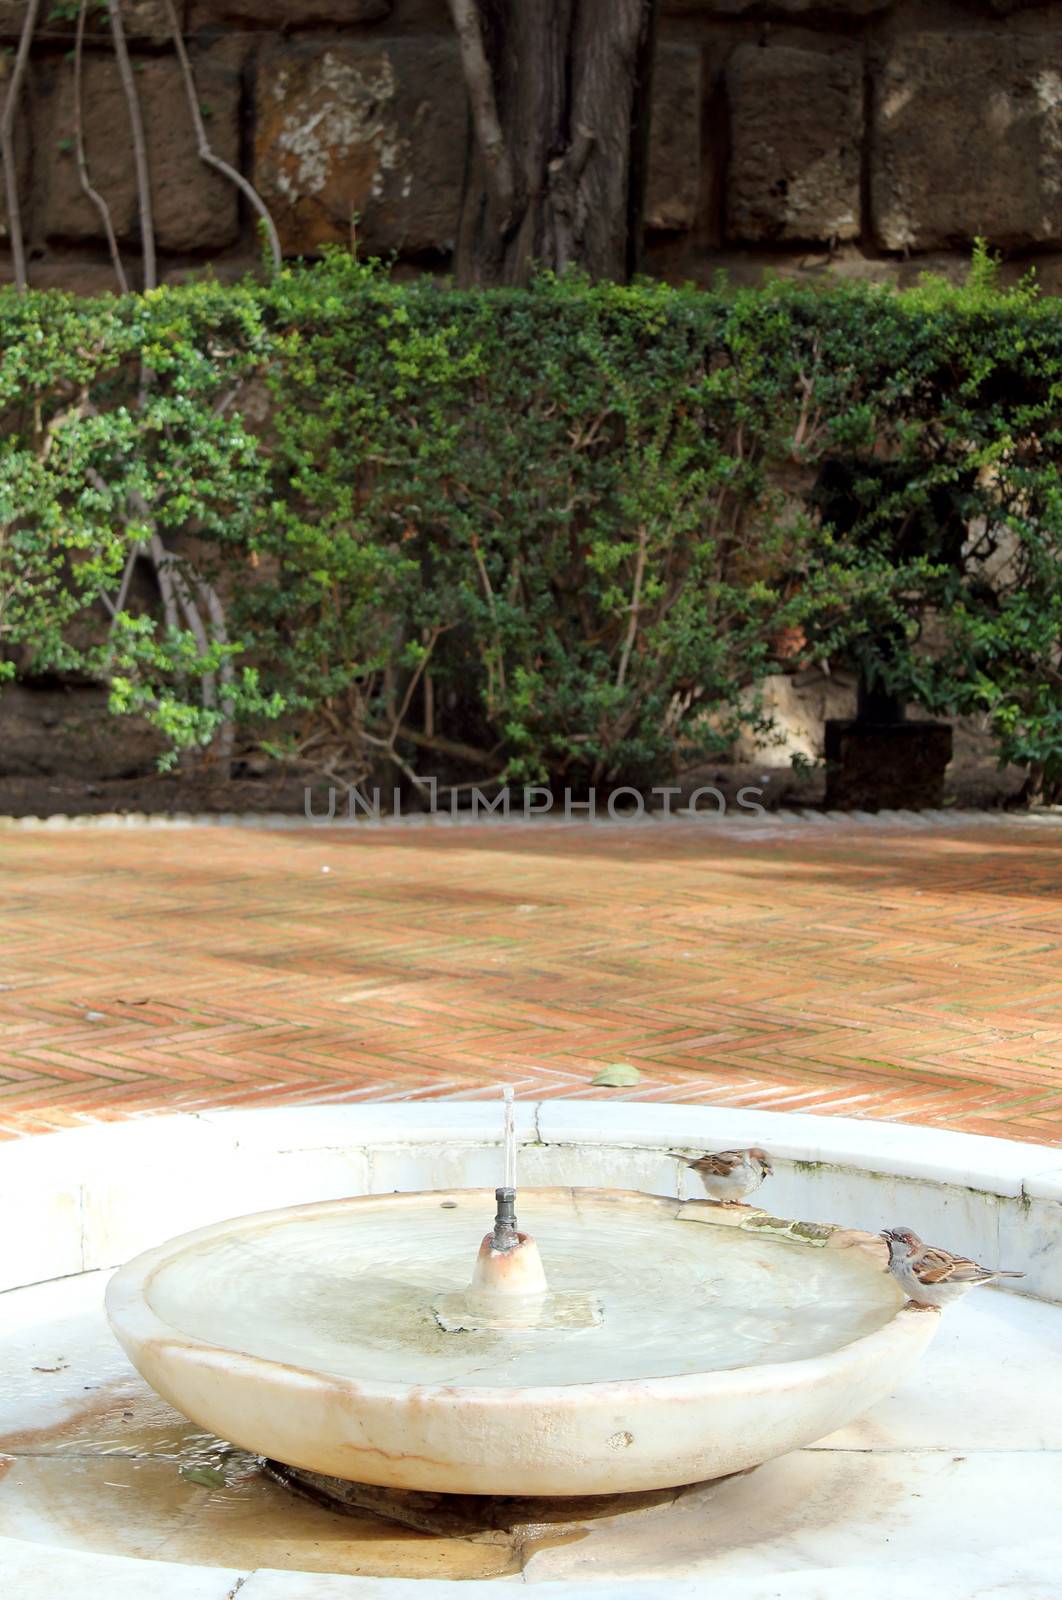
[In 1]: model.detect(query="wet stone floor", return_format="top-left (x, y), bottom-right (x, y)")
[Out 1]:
top-left (4, 1267), bottom-right (1062, 1587)
top-left (0, 1271), bottom-right (690, 1581)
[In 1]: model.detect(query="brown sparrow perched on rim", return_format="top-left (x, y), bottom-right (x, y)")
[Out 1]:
top-left (882, 1226), bottom-right (1024, 1308)
top-left (673, 1148), bottom-right (773, 1204)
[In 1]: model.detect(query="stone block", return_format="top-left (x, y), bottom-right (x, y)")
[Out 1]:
top-left (663, 0), bottom-right (893, 13)
top-left (988, 0), bottom-right (1058, 11)
top-left (37, 50), bottom-right (241, 253)
top-left (646, 45), bottom-right (701, 233)
top-left (190, 0), bottom-right (391, 27)
top-left (824, 720), bottom-right (953, 810)
top-left (872, 32), bottom-right (1062, 251)
top-left (0, 2), bottom-right (175, 42)
top-left (254, 36), bottom-right (466, 257)
top-left (727, 45), bottom-right (862, 244)
top-left (0, 260), bottom-right (129, 295)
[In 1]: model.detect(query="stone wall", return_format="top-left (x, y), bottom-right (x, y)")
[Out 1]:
top-left (2, 0), bottom-right (1062, 293)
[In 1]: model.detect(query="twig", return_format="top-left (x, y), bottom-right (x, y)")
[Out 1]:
top-left (167, 555), bottom-right (215, 709)
top-left (75, 0), bottom-right (128, 293)
top-left (361, 730), bottom-right (431, 796)
top-left (83, 461), bottom-right (145, 623)
top-left (162, 0), bottom-right (281, 274)
top-left (196, 569), bottom-right (235, 763)
top-left (211, 384), bottom-right (242, 417)
top-left (388, 625), bottom-right (441, 749)
top-left (376, 723), bottom-right (504, 771)
top-left (615, 524), bottom-right (648, 691)
top-left (147, 529), bottom-right (180, 632)
top-left (87, 390), bottom-right (232, 774)
top-left (40, 387), bottom-right (91, 461)
top-left (0, 0), bottom-right (42, 293)
top-left (791, 340), bottom-right (822, 456)
top-left (447, 0), bottom-right (514, 224)
top-left (107, 0), bottom-right (155, 290)
top-left (111, 544), bottom-right (140, 613)
top-left (423, 657), bottom-right (434, 739)
top-left (469, 536), bottom-right (506, 707)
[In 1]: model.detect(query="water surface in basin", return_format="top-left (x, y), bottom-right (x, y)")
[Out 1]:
top-left (145, 1191), bottom-right (900, 1387)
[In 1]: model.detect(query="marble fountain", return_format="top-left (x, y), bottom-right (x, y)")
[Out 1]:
top-left (2, 1097), bottom-right (1061, 1599)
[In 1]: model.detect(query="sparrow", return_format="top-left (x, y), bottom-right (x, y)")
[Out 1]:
top-left (673, 1147), bottom-right (773, 1204)
top-left (881, 1226), bottom-right (1024, 1309)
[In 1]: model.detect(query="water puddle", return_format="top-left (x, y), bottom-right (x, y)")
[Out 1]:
top-left (0, 1374), bottom-right (707, 1578)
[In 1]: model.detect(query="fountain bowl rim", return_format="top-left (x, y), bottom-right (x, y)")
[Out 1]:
top-left (105, 1184), bottom-right (935, 1405)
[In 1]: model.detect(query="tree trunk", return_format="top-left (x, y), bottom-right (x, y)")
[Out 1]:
top-left (450, 0), bottom-right (657, 286)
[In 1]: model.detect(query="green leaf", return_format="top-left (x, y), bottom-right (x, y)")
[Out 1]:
top-left (591, 1063), bottom-right (642, 1088)
top-left (179, 1464), bottom-right (225, 1489)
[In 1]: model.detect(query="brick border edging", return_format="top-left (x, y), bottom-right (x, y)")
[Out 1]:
top-left (0, 808), bottom-right (1058, 832)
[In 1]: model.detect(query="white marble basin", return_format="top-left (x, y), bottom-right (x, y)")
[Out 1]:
top-left (106, 1187), bottom-right (938, 1496)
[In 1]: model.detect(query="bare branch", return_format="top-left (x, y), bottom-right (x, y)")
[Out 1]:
top-left (196, 569), bottom-right (235, 763)
top-left (162, 0), bottom-right (282, 274)
top-left (388, 724), bottom-right (504, 771)
top-left (211, 384), bottom-right (242, 417)
top-left (90, 429), bottom-right (234, 769)
top-left (147, 529), bottom-right (179, 633)
top-left (40, 387), bottom-right (91, 461)
top-left (107, 0), bottom-right (156, 290)
top-left (0, 0), bottom-right (42, 293)
top-left (469, 536), bottom-right (506, 710)
top-left (447, 0), bottom-right (514, 224)
top-left (423, 650), bottom-right (434, 738)
top-left (615, 523), bottom-right (648, 692)
top-left (388, 625), bottom-right (441, 749)
top-left (75, 0), bottom-right (128, 293)
top-left (111, 544), bottom-right (140, 613)
top-left (361, 729), bottom-right (432, 796)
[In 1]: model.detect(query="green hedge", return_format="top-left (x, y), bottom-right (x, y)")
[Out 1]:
top-left (1, 248), bottom-right (1060, 796)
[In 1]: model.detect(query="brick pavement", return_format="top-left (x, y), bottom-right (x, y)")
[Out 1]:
top-left (0, 815), bottom-right (1060, 1143)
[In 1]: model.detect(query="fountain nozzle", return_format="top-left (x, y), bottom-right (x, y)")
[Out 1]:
top-left (434, 1186), bottom-right (600, 1332)
top-left (464, 1186), bottom-right (548, 1308)
top-left (491, 1186), bottom-right (519, 1252)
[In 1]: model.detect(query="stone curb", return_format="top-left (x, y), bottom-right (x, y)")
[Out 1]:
top-left (0, 809), bottom-right (1057, 832)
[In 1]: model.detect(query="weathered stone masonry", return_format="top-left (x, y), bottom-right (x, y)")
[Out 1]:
top-left (2, 0), bottom-right (1062, 292)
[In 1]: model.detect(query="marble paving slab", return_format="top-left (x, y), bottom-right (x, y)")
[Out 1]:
top-left (2, 1268), bottom-right (1060, 1594)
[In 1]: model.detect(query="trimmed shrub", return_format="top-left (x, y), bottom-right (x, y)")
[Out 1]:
top-left (1, 249), bottom-right (1059, 797)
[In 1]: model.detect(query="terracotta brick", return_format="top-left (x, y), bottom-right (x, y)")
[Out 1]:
top-left (1, 816), bottom-right (1060, 1145)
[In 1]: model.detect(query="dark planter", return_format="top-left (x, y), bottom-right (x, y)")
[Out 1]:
top-left (824, 719), bottom-right (953, 811)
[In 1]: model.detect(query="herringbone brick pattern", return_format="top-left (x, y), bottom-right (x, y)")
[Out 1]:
top-left (1, 817), bottom-right (1060, 1142)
